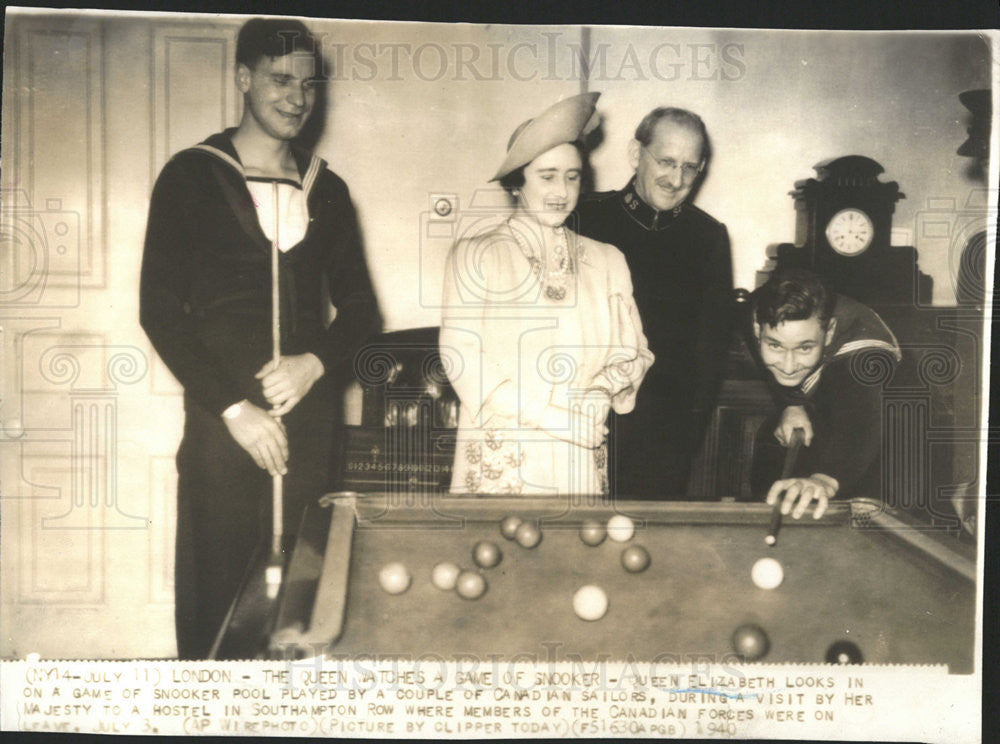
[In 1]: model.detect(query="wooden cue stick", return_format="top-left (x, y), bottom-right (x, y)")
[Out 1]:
top-left (270, 182), bottom-right (284, 561)
top-left (765, 426), bottom-right (805, 546)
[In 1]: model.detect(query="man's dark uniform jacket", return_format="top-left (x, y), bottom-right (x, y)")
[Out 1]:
top-left (140, 129), bottom-right (380, 658)
top-left (574, 179), bottom-right (733, 499)
top-left (743, 294), bottom-right (902, 501)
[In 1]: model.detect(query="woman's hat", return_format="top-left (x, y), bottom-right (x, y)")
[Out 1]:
top-left (490, 92), bottom-right (600, 182)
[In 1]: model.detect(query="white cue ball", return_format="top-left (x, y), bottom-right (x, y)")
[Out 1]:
top-left (751, 557), bottom-right (784, 590)
top-left (378, 561), bottom-right (411, 595)
top-left (431, 561), bottom-right (461, 591)
top-left (573, 585), bottom-right (608, 621)
top-left (607, 515), bottom-right (635, 542)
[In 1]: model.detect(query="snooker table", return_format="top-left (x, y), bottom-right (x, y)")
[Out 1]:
top-left (213, 493), bottom-right (977, 672)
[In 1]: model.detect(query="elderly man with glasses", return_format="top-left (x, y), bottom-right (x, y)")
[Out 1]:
top-left (574, 107), bottom-right (733, 500)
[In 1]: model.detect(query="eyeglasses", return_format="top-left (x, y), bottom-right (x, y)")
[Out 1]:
top-left (641, 146), bottom-right (703, 182)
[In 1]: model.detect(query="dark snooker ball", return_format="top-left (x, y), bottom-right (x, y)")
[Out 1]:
top-left (731, 624), bottom-right (770, 661)
top-left (455, 570), bottom-right (487, 600)
top-left (515, 522), bottom-right (542, 549)
top-left (500, 515), bottom-right (522, 540)
top-left (473, 540), bottom-right (502, 569)
top-left (621, 545), bottom-right (651, 573)
top-left (579, 519), bottom-right (607, 547)
top-left (825, 640), bottom-right (864, 665)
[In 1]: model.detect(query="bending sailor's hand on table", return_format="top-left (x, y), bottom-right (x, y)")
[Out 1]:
top-left (766, 473), bottom-right (838, 520)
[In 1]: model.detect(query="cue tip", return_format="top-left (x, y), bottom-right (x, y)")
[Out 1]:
top-left (765, 501), bottom-right (782, 546)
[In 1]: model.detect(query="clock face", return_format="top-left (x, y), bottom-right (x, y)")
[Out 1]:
top-left (825, 208), bottom-right (874, 256)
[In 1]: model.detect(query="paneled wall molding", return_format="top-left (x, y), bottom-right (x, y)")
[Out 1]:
top-left (8, 17), bottom-right (106, 298)
top-left (151, 22), bottom-right (241, 177)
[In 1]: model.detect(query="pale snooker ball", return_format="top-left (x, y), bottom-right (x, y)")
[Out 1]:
top-left (515, 522), bottom-right (542, 549)
top-left (500, 515), bottom-right (523, 540)
top-left (431, 561), bottom-right (461, 591)
top-left (579, 519), bottom-right (607, 547)
top-left (455, 570), bottom-right (487, 600)
top-left (607, 515), bottom-right (635, 542)
top-left (751, 557), bottom-right (784, 590)
top-left (573, 585), bottom-right (608, 621)
top-left (378, 562), bottom-right (411, 595)
top-left (473, 540), bottom-right (503, 569)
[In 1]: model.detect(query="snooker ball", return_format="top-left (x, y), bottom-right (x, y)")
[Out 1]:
top-left (515, 521), bottom-right (542, 549)
top-left (378, 562), bottom-right (411, 595)
top-left (621, 545), bottom-right (651, 573)
top-left (500, 515), bottom-right (523, 540)
top-left (825, 640), bottom-right (864, 665)
top-left (431, 561), bottom-right (461, 591)
top-left (607, 514), bottom-right (635, 542)
top-left (572, 585), bottom-right (608, 621)
top-left (455, 570), bottom-right (487, 600)
top-left (473, 540), bottom-right (503, 569)
top-left (751, 557), bottom-right (784, 590)
top-left (731, 624), bottom-right (770, 661)
top-left (579, 519), bottom-right (607, 547)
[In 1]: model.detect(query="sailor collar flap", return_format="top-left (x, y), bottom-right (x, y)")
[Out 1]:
top-left (182, 131), bottom-right (326, 256)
